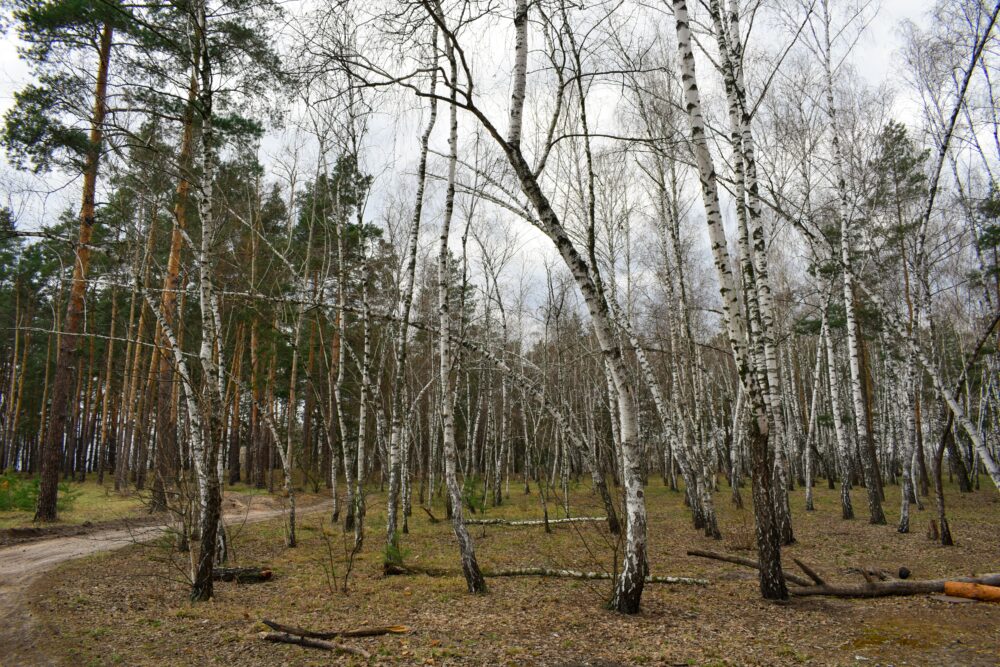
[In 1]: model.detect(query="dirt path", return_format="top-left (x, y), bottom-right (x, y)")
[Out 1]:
top-left (0, 498), bottom-right (331, 666)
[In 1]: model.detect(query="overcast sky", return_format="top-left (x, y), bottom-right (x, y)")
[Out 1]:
top-left (0, 0), bottom-right (935, 234)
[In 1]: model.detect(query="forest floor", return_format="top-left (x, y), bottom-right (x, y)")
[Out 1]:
top-left (3, 478), bottom-right (999, 666)
top-left (0, 483), bottom-right (332, 665)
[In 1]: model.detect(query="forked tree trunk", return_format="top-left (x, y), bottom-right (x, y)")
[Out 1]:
top-left (673, 0), bottom-right (785, 600)
top-left (709, 0), bottom-right (793, 544)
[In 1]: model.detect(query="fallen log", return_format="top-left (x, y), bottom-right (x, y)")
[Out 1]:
top-left (421, 506), bottom-right (440, 523)
top-left (465, 516), bottom-right (605, 526)
top-left (258, 631), bottom-right (370, 657)
top-left (942, 581), bottom-right (1000, 602)
top-left (790, 573), bottom-right (1000, 598)
top-left (382, 564), bottom-right (450, 577)
top-left (485, 567), bottom-right (708, 586)
top-left (263, 619), bottom-right (409, 638)
top-left (686, 549), bottom-right (812, 587)
top-left (212, 567), bottom-right (272, 583)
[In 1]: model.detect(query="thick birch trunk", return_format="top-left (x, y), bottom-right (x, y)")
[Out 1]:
top-left (673, 0), bottom-right (785, 599)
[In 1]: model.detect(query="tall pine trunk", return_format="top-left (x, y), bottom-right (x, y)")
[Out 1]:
top-left (37, 23), bottom-right (113, 520)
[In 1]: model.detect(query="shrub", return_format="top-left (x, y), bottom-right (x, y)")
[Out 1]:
top-left (0, 473), bottom-right (81, 513)
top-left (462, 476), bottom-right (486, 514)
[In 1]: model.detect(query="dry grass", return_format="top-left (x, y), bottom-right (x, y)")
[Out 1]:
top-left (19, 477), bottom-right (1000, 666)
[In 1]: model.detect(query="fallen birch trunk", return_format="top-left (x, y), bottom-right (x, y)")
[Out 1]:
top-left (383, 564), bottom-right (450, 577)
top-left (485, 567), bottom-right (708, 586)
top-left (258, 631), bottom-right (371, 657)
top-left (465, 516), bottom-right (605, 526)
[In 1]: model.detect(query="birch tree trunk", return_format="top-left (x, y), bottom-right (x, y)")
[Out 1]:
top-left (152, 68), bottom-right (199, 513)
top-left (437, 21), bottom-right (486, 593)
top-left (822, 313), bottom-right (854, 520)
top-left (496, 6), bottom-right (646, 612)
top-left (803, 338), bottom-right (824, 512)
top-left (709, 0), bottom-right (793, 544)
top-left (386, 38), bottom-right (438, 557)
top-left (820, 0), bottom-right (886, 525)
top-left (672, 0), bottom-right (786, 600)
top-left (190, 7), bottom-right (227, 598)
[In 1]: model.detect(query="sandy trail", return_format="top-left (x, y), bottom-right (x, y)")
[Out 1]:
top-left (0, 498), bottom-right (330, 665)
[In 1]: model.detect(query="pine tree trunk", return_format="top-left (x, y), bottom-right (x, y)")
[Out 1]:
top-left (36, 22), bottom-right (113, 520)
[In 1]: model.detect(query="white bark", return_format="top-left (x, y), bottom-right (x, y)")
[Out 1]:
top-left (820, 0), bottom-right (885, 524)
top-left (821, 313), bottom-right (854, 520)
top-left (437, 15), bottom-right (485, 593)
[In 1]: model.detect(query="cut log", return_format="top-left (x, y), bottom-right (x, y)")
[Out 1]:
top-left (258, 631), bottom-right (370, 657)
top-left (465, 516), bottom-right (605, 526)
top-left (790, 573), bottom-right (1000, 598)
top-left (942, 581), bottom-right (1000, 602)
top-left (263, 619), bottom-right (409, 638)
top-left (485, 567), bottom-right (708, 586)
top-left (686, 549), bottom-right (812, 587)
top-left (213, 567), bottom-right (272, 583)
